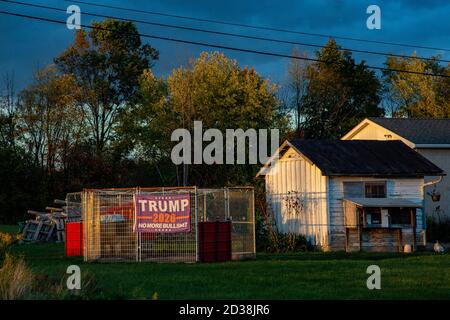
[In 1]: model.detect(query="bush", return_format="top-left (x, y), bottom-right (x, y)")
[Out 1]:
top-left (255, 191), bottom-right (315, 253)
top-left (427, 217), bottom-right (450, 243)
top-left (266, 232), bottom-right (314, 253)
top-left (0, 232), bottom-right (14, 253)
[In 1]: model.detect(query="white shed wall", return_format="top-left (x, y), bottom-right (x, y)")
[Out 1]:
top-left (264, 147), bottom-right (329, 248)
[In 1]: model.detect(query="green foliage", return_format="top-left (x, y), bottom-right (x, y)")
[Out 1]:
top-left (54, 19), bottom-right (158, 153)
top-left (0, 146), bottom-right (47, 224)
top-left (120, 52), bottom-right (289, 186)
top-left (426, 217), bottom-right (450, 243)
top-left (285, 40), bottom-right (383, 139)
top-left (383, 54), bottom-right (450, 117)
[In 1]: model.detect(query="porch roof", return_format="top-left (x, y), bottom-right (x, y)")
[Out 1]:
top-left (343, 198), bottom-right (421, 208)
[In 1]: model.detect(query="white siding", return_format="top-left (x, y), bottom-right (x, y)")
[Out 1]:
top-left (264, 147), bottom-right (329, 248)
top-left (343, 120), bottom-right (449, 220)
top-left (417, 148), bottom-right (450, 220)
top-left (344, 120), bottom-right (414, 147)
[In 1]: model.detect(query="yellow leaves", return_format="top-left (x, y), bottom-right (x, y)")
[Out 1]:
top-left (162, 51), bottom-right (278, 129)
top-left (386, 54), bottom-right (449, 117)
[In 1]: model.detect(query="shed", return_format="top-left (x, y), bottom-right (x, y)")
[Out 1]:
top-left (258, 139), bottom-right (444, 252)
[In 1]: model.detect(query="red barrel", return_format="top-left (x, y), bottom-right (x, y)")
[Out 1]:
top-left (198, 221), bottom-right (231, 262)
top-left (65, 222), bottom-right (84, 257)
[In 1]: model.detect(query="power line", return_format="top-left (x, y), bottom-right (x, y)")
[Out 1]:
top-left (1, 10), bottom-right (449, 79)
top-left (2, 0), bottom-right (449, 64)
top-left (67, 0), bottom-right (450, 53)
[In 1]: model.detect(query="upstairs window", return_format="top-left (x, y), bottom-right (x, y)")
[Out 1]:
top-left (365, 182), bottom-right (386, 198)
top-left (343, 182), bottom-right (363, 198)
top-left (343, 181), bottom-right (386, 198)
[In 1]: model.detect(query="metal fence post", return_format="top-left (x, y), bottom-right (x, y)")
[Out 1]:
top-left (135, 187), bottom-right (139, 262)
top-left (252, 188), bottom-right (256, 255)
top-left (195, 186), bottom-right (199, 262)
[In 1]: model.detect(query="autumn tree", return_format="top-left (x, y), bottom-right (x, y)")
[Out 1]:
top-left (18, 66), bottom-right (82, 173)
top-left (383, 53), bottom-right (450, 118)
top-left (54, 19), bottom-right (158, 153)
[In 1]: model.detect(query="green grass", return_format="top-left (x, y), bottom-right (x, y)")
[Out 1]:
top-left (3, 237), bottom-right (450, 300)
top-left (0, 224), bottom-right (20, 235)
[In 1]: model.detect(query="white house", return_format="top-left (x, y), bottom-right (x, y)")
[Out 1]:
top-left (257, 139), bottom-right (444, 252)
top-left (342, 118), bottom-right (450, 221)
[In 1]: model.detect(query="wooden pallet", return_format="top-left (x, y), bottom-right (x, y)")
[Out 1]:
top-left (22, 220), bottom-right (55, 241)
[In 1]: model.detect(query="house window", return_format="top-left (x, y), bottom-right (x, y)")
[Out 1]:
top-left (389, 208), bottom-right (413, 225)
top-left (343, 182), bottom-right (363, 198)
top-left (365, 208), bottom-right (382, 226)
top-left (343, 181), bottom-right (386, 198)
top-left (365, 182), bottom-right (386, 198)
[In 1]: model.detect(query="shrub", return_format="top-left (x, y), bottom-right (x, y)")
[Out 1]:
top-left (0, 232), bottom-right (14, 252)
top-left (266, 232), bottom-right (313, 253)
top-left (427, 217), bottom-right (450, 243)
top-left (255, 191), bottom-right (315, 253)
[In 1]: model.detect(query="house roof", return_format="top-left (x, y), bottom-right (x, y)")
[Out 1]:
top-left (343, 198), bottom-right (421, 208)
top-left (368, 117), bottom-right (450, 145)
top-left (286, 139), bottom-right (444, 177)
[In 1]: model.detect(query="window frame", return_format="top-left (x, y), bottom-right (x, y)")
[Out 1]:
top-left (389, 207), bottom-right (414, 226)
top-left (343, 181), bottom-right (387, 198)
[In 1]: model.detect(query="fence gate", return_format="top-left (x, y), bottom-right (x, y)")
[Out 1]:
top-left (81, 187), bottom-right (254, 263)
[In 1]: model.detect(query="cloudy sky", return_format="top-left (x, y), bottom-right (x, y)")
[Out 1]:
top-left (1, 0), bottom-right (449, 90)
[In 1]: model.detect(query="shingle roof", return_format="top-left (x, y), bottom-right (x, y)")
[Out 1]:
top-left (369, 117), bottom-right (450, 144)
top-left (288, 139), bottom-right (444, 177)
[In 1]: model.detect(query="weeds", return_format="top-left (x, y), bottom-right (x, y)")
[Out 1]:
top-left (0, 253), bottom-right (35, 299)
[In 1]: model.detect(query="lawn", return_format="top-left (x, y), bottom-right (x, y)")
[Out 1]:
top-left (0, 224), bottom-right (20, 235)
top-left (2, 224), bottom-right (450, 300)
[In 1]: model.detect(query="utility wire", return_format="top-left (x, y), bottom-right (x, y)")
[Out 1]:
top-left (1, 10), bottom-right (449, 78)
top-left (67, 0), bottom-right (450, 53)
top-left (2, 0), bottom-right (449, 64)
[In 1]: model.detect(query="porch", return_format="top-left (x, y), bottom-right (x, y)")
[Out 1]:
top-left (343, 198), bottom-right (421, 252)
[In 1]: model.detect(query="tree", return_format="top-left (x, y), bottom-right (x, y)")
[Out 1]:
top-left (383, 53), bottom-right (450, 118)
top-left (123, 52), bottom-right (288, 186)
top-left (18, 66), bottom-right (82, 173)
top-left (296, 39), bottom-right (383, 138)
top-left (283, 47), bottom-right (310, 134)
top-left (0, 71), bottom-right (17, 148)
top-left (54, 19), bottom-right (159, 153)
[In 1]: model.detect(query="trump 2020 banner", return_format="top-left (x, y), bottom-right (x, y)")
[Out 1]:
top-left (134, 193), bottom-right (191, 233)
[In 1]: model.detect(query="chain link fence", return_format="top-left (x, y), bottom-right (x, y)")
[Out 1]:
top-left (80, 187), bottom-right (255, 262)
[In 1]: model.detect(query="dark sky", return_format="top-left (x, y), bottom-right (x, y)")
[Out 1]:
top-left (1, 0), bottom-right (449, 91)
